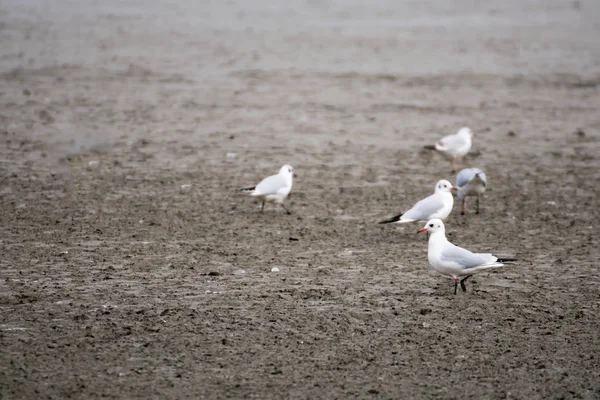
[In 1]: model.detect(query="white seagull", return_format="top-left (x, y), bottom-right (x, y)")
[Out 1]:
top-left (456, 168), bottom-right (487, 215)
top-left (240, 165), bottom-right (296, 214)
top-left (424, 127), bottom-right (473, 172)
top-left (378, 180), bottom-right (457, 225)
top-left (418, 219), bottom-right (516, 294)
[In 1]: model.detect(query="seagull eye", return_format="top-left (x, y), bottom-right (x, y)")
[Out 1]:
top-left (429, 224), bottom-right (434, 227)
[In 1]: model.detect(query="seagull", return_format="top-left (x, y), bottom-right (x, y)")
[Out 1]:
top-left (378, 180), bottom-right (457, 225)
top-left (456, 168), bottom-right (487, 215)
top-left (418, 219), bottom-right (516, 294)
top-left (240, 165), bottom-right (296, 214)
top-left (424, 127), bottom-right (473, 172)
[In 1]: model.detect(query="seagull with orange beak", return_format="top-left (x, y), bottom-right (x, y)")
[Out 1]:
top-left (418, 219), bottom-right (516, 294)
top-left (424, 127), bottom-right (473, 172)
top-left (379, 180), bottom-right (457, 226)
top-left (240, 165), bottom-right (297, 214)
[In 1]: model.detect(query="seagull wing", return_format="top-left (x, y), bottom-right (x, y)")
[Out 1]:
top-left (457, 168), bottom-right (486, 187)
top-left (456, 168), bottom-right (477, 188)
top-left (476, 171), bottom-right (488, 187)
top-left (253, 174), bottom-right (287, 196)
top-left (402, 194), bottom-right (445, 222)
top-left (436, 133), bottom-right (467, 152)
top-left (440, 242), bottom-right (500, 270)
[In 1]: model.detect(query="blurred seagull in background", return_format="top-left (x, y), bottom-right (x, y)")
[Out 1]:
top-left (418, 219), bottom-right (516, 294)
top-left (424, 127), bottom-right (473, 172)
top-left (240, 165), bottom-right (296, 214)
top-left (455, 168), bottom-right (487, 215)
top-left (378, 180), bottom-right (456, 225)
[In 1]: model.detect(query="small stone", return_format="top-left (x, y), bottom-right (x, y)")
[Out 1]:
top-left (87, 160), bottom-right (100, 169)
top-left (207, 271), bottom-right (221, 276)
top-left (271, 267), bottom-right (280, 272)
top-left (507, 130), bottom-right (516, 137)
top-left (575, 128), bottom-right (585, 137)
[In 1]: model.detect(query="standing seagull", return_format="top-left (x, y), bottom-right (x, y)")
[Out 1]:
top-left (424, 127), bottom-right (473, 172)
top-left (417, 219), bottom-right (516, 294)
top-left (240, 165), bottom-right (297, 214)
top-left (455, 168), bottom-right (487, 215)
top-left (378, 180), bottom-right (457, 225)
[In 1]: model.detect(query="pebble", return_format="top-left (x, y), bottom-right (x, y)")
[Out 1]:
top-left (87, 160), bottom-right (100, 169)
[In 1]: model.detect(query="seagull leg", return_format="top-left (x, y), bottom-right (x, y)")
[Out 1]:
top-left (261, 201), bottom-right (265, 213)
top-left (453, 278), bottom-right (459, 295)
top-left (281, 203), bottom-right (292, 215)
top-left (460, 275), bottom-right (472, 292)
top-left (461, 197), bottom-right (466, 215)
top-left (476, 195), bottom-right (480, 214)
top-left (451, 158), bottom-right (456, 173)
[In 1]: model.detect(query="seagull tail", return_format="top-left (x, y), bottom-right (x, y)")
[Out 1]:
top-left (423, 145), bottom-right (436, 150)
top-left (496, 257), bottom-right (517, 263)
top-left (239, 186), bottom-right (256, 193)
top-left (378, 213), bottom-right (403, 224)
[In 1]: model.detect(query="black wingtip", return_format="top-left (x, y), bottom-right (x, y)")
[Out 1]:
top-left (423, 145), bottom-right (436, 150)
top-left (497, 257), bottom-right (517, 263)
top-left (239, 186), bottom-right (255, 192)
top-left (378, 213), bottom-right (403, 224)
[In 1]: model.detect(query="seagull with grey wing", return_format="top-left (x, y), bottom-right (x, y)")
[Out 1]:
top-left (455, 168), bottom-right (487, 214)
top-left (240, 165), bottom-right (296, 214)
top-left (424, 127), bottom-right (473, 172)
top-left (418, 219), bottom-right (516, 294)
top-left (378, 180), bottom-right (457, 225)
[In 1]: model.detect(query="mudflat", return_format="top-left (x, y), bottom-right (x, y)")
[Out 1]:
top-left (1, 1), bottom-right (599, 398)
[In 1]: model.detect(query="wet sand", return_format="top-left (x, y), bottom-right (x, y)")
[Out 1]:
top-left (1, 0), bottom-right (599, 398)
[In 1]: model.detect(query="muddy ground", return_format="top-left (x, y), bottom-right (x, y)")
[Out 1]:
top-left (1, 0), bottom-right (599, 399)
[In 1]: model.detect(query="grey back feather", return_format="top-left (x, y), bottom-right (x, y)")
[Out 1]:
top-left (255, 174), bottom-right (288, 195)
top-left (403, 194), bottom-right (446, 221)
top-left (456, 168), bottom-right (487, 188)
top-left (440, 242), bottom-right (496, 269)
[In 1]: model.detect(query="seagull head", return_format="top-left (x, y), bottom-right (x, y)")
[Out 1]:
top-left (435, 179), bottom-right (457, 193)
top-left (280, 164), bottom-right (297, 178)
top-left (418, 219), bottom-right (445, 234)
top-left (458, 127), bottom-right (473, 137)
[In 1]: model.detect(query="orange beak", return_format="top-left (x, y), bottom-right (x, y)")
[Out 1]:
top-left (451, 186), bottom-right (458, 191)
top-left (293, 173), bottom-right (297, 178)
top-left (417, 227), bottom-right (427, 233)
